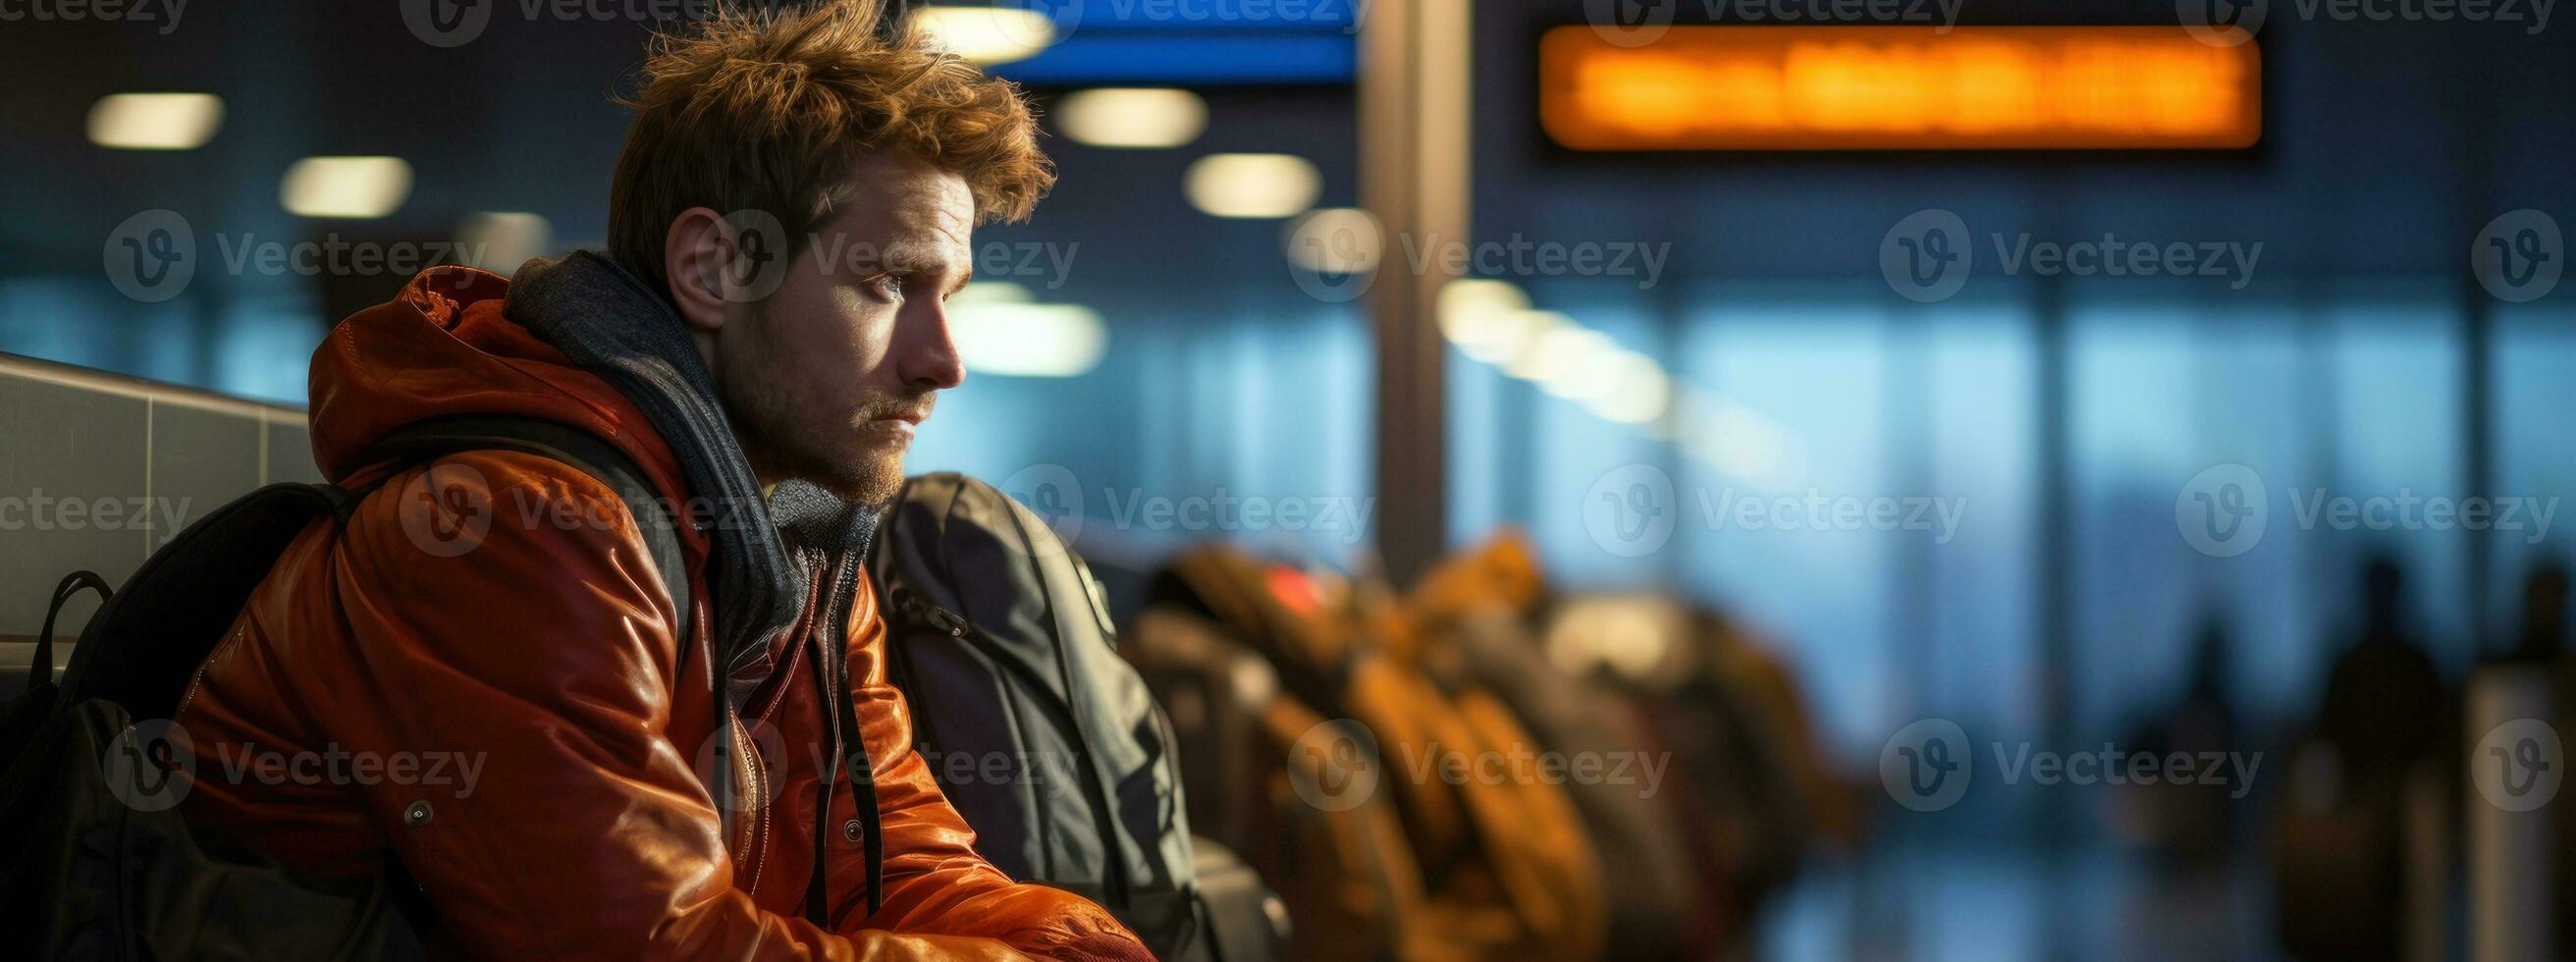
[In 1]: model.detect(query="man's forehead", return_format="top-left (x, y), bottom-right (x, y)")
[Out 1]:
top-left (813, 154), bottom-right (975, 252)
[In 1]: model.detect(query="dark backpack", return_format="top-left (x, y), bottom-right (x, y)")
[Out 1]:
top-left (868, 472), bottom-right (1282, 962)
top-left (0, 415), bottom-right (691, 960)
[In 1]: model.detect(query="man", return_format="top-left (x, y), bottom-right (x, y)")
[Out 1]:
top-left (169, 3), bottom-right (1151, 958)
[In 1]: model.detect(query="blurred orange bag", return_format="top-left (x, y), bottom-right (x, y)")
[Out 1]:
top-left (1138, 547), bottom-right (1606, 962)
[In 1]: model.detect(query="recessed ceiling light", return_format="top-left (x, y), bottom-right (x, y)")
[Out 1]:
top-left (1055, 88), bottom-right (1208, 148)
top-left (950, 283), bottom-right (1108, 378)
top-left (914, 6), bottom-right (1054, 65)
top-left (281, 156), bottom-right (413, 219)
top-left (87, 93), bottom-right (224, 150)
top-left (1184, 153), bottom-right (1321, 219)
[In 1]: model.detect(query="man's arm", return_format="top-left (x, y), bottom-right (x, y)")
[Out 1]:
top-left (828, 580), bottom-right (1154, 961)
top-left (331, 451), bottom-right (1026, 960)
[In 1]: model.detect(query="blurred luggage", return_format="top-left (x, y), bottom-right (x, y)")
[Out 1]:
top-left (1124, 606), bottom-right (1446, 961)
top-left (871, 473), bottom-right (1269, 960)
top-left (1144, 546), bottom-right (1606, 960)
top-left (1403, 536), bottom-right (1699, 958)
top-left (1541, 593), bottom-right (1832, 944)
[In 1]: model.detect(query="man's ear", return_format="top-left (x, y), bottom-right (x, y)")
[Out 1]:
top-left (663, 206), bottom-right (734, 334)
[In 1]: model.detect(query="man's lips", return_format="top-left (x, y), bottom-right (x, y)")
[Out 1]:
top-left (866, 407), bottom-right (930, 443)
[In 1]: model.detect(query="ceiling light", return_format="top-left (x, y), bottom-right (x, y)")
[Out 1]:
top-left (87, 93), bottom-right (224, 150)
top-left (915, 6), bottom-right (1054, 65)
top-left (281, 156), bottom-right (413, 219)
top-left (1498, 312), bottom-right (1581, 380)
top-left (949, 282), bottom-right (1108, 378)
top-left (1056, 88), bottom-right (1207, 148)
top-left (1184, 153), bottom-right (1322, 219)
top-left (1525, 325), bottom-right (1615, 394)
top-left (1584, 352), bottom-right (1672, 423)
top-left (1435, 279), bottom-right (1530, 355)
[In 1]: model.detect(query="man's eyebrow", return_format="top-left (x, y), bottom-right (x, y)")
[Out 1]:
top-left (879, 246), bottom-right (962, 279)
top-left (885, 247), bottom-right (972, 295)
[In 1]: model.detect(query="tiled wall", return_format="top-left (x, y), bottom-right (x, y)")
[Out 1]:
top-left (0, 352), bottom-right (316, 692)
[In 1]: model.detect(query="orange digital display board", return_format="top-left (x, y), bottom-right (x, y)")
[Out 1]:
top-left (1540, 26), bottom-right (2261, 150)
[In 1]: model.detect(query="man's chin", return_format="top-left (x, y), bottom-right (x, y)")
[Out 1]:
top-left (817, 451), bottom-right (908, 506)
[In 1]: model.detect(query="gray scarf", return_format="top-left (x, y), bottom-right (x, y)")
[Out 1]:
top-left (504, 251), bottom-right (877, 705)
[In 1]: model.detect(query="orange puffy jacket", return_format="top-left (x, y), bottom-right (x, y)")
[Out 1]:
top-left (169, 266), bottom-right (1152, 961)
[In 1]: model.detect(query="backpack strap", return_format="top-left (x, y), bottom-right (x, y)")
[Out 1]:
top-left (353, 415), bottom-right (693, 648)
top-left (30, 571), bottom-right (112, 699)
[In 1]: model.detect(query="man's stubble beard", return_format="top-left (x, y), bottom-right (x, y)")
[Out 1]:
top-left (717, 311), bottom-right (911, 507)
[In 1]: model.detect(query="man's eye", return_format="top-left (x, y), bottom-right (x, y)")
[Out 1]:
top-left (868, 273), bottom-right (908, 300)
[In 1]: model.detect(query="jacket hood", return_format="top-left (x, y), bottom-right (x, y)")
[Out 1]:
top-left (309, 257), bottom-right (859, 717)
top-left (305, 263), bottom-right (687, 499)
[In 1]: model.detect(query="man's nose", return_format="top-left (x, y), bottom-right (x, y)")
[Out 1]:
top-left (899, 300), bottom-right (967, 391)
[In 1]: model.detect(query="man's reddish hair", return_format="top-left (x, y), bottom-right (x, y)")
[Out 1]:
top-left (607, 0), bottom-right (1053, 296)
